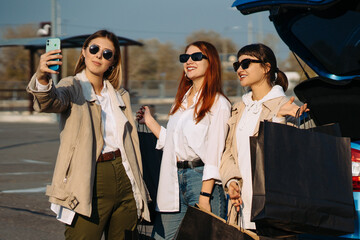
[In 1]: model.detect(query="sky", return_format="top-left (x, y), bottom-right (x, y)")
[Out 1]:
top-left (0, 0), bottom-right (290, 59)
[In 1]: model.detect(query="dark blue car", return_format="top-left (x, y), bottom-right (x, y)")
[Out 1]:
top-left (231, 0), bottom-right (360, 239)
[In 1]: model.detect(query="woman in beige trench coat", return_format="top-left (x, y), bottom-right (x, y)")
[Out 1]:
top-left (27, 29), bottom-right (150, 240)
top-left (220, 43), bottom-right (308, 232)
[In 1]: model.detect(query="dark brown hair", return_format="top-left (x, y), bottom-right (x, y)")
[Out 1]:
top-left (237, 43), bottom-right (288, 91)
top-left (74, 29), bottom-right (122, 89)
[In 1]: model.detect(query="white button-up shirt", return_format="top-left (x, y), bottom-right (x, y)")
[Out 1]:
top-left (95, 83), bottom-right (118, 153)
top-left (235, 85), bottom-right (286, 229)
top-left (155, 87), bottom-right (231, 212)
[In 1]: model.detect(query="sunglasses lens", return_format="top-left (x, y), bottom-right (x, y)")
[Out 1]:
top-left (241, 59), bottom-right (251, 70)
top-left (103, 50), bottom-right (113, 60)
top-left (89, 45), bottom-right (99, 55)
top-left (191, 52), bottom-right (203, 61)
top-left (179, 54), bottom-right (190, 63)
top-left (180, 52), bottom-right (207, 63)
top-left (233, 62), bottom-right (240, 72)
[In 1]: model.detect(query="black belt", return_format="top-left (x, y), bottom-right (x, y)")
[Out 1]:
top-left (177, 159), bottom-right (204, 169)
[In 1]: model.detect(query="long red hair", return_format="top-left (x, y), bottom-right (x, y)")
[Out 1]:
top-left (170, 41), bottom-right (228, 123)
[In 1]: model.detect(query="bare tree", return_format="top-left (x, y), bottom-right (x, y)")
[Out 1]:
top-left (185, 30), bottom-right (238, 54)
top-left (262, 33), bottom-right (280, 55)
top-left (156, 42), bottom-right (181, 81)
top-left (280, 52), bottom-right (317, 81)
top-left (0, 24), bottom-right (38, 82)
top-left (128, 39), bottom-right (181, 82)
top-left (185, 30), bottom-right (239, 81)
top-left (128, 40), bottom-right (158, 82)
top-left (62, 48), bottom-right (81, 77)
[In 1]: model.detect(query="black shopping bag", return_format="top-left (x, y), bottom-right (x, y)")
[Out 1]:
top-left (174, 204), bottom-right (259, 240)
top-left (250, 121), bottom-right (354, 237)
top-left (124, 226), bottom-right (155, 240)
top-left (137, 124), bottom-right (162, 224)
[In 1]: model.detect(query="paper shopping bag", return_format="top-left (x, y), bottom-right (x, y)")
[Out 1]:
top-left (174, 204), bottom-right (259, 240)
top-left (250, 121), bottom-right (354, 237)
top-left (137, 124), bottom-right (162, 223)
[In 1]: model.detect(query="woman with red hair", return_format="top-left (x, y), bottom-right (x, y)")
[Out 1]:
top-left (137, 41), bottom-right (231, 240)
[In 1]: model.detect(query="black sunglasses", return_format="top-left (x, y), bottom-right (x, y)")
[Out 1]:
top-left (233, 59), bottom-right (263, 72)
top-left (89, 44), bottom-right (113, 60)
top-left (179, 52), bottom-right (208, 63)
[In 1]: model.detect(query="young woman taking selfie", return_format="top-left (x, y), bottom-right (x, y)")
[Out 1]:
top-left (27, 29), bottom-right (150, 240)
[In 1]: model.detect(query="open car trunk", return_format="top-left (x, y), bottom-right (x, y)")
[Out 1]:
top-left (232, 0), bottom-right (360, 140)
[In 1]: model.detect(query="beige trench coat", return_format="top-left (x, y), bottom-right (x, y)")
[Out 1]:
top-left (220, 96), bottom-right (288, 224)
top-left (27, 74), bottom-right (150, 221)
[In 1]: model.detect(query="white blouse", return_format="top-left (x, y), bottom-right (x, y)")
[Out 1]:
top-left (155, 87), bottom-right (231, 212)
top-left (95, 82), bottom-right (119, 153)
top-left (235, 85), bottom-right (286, 229)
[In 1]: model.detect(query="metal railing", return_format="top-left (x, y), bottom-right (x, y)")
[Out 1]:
top-left (0, 79), bottom-right (246, 112)
top-left (128, 79), bottom-right (245, 98)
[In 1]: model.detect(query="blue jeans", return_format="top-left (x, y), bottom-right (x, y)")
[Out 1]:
top-left (151, 166), bottom-right (227, 240)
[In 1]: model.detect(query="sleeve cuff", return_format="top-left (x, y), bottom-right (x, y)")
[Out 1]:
top-left (272, 116), bottom-right (285, 123)
top-left (226, 179), bottom-right (239, 189)
top-left (29, 77), bottom-right (52, 92)
top-left (155, 126), bottom-right (166, 150)
top-left (50, 203), bottom-right (75, 225)
top-left (202, 164), bottom-right (221, 182)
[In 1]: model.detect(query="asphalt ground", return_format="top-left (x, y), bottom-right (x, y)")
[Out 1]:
top-left (0, 116), bottom-right (166, 239)
top-left (0, 122), bottom-right (63, 240)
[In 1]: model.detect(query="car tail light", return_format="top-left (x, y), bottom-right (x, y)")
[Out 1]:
top-left (352, 147), bottom-right (360, 191)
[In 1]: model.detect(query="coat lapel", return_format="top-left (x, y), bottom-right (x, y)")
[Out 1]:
top-left (229, 96), bottom-right (287, 162)
top-left (253, 96), bottom-right (287, 136)
top-left (75, 74), bottom-right (104, 159)
top-left (229, 102), bottom-right (245, 162)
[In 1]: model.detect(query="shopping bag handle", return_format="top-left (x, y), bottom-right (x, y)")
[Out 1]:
top-left (137, 121), bottom-right (150, 133)
top-left (227, 204), bottom-right (244, 228)
top-left (228, 204), bottom-right (259, 240)
top-left (285, 109), bottom-right (313, 129)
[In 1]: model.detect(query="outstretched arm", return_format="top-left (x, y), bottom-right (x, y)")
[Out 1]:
top-left (277, 96), bottom-right (309, 118)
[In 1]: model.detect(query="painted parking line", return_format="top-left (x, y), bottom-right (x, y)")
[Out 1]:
top-left (21, 159), bottom-right (51, 165)
top-left (0, 159), bottom-right (52, 165)
top-left (1, 187), bottom-right (46, 193)
top-left (0, 138), bottom-right (59, 150)
top-left (0, 171), bottom-right (52, 176)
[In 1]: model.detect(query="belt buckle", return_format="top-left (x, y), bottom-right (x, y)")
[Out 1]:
top-left (187, 161), bottom-right (194, 169)
top-left (110, 151), bottom-right (116, 160)
top-left (180, 161), bottom-right (188, 169)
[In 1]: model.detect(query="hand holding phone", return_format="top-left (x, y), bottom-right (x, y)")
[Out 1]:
top-left (46, 38), bottom-right (61, 71)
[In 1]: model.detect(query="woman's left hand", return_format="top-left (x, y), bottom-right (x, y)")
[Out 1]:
top-left (277, 96), bottom-right (309, 117)
top-left (198, 195), bottom-right (211, 212)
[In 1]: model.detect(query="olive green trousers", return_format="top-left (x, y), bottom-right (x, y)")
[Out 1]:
top-left (65, 156), bottom-right (138, 240)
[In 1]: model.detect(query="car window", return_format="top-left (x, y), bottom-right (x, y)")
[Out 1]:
top-left (292, 10), bottom-right (360, 75)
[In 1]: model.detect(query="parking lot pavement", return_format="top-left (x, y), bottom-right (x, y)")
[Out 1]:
top-left (0, 120), bottom-right (157, 240)
top-left (0, 122), bottom-right (64, 240)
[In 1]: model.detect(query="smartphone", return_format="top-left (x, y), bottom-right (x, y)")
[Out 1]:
top-left (46, 38), bottom-right (61, 71)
